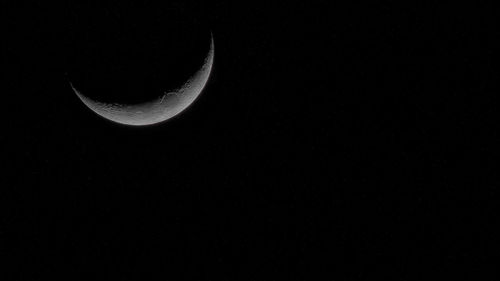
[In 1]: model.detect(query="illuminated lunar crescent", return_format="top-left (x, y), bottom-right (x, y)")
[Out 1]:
top-left (71, 35), bottom-right (214, 126)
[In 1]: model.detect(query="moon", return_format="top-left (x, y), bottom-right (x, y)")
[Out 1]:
top-left (71, 34), bottom-right (214, 126)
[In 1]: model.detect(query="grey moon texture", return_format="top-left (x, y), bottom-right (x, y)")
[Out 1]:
top-left (71, 35), bottom-right (214, 126)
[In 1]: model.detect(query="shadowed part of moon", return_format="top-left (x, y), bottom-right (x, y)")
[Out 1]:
top-left (71, 35), bottom-right (214, 126)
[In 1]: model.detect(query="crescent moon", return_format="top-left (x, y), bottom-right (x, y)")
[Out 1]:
top-left (71, 35), bottom-right (214, 126)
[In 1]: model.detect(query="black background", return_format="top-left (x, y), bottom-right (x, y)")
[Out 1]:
top-left (1, 1), bottom-right (498, 280)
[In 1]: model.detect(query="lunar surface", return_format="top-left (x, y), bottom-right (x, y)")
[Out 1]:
top-left (71, 35), bottom-right (214, 126)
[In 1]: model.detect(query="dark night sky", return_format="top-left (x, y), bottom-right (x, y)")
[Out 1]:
top-left (1, 1), bottom-right (498, 280)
